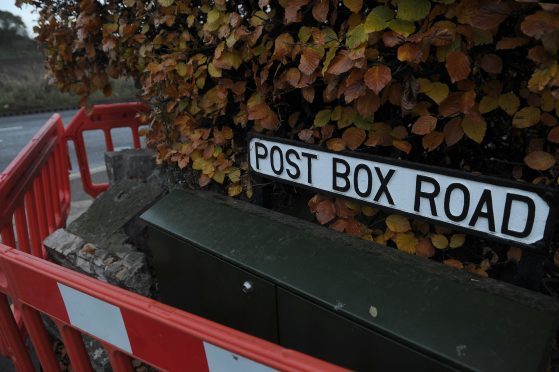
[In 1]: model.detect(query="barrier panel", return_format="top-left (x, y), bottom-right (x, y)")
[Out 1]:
top-left (0, 104), bottom-right (342, 371)
top-left (0, 113), bottom-right (70, 259)
top-left (65, 103), bottom-right (147, 197)
top-left (0, 243), bottom-right (343, 371)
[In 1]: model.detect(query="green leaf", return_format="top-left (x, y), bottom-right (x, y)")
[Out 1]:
top-left (321, 47), bottom-right (337, 75)
top-left (346, 24), bottom-right (367, 49)
top-left (387, 19), bottom-right (415, 37)
top-left (396, 0), bottom-right (431, 22)
top-left (207, 10), bottom-right (221, 24)
top-left (314, 109), bottom-right (332, 127)
top-left (176, 63), bottom-right (188, 77)
top-left (298, 26), bottom-right (312, 43)
top-left (103, 23), bottom-right (118, 33)
top-left (354, 114), bottom-right (373, 130)
top-left (158, 0), bottom-right (174, 7)
top-left (365, 6), bottom-right (394, 33)
top-left (343, 0), bottom-right (362, 13)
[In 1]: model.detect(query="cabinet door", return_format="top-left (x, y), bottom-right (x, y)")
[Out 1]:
top-left (149, 227), bottom-right (278, 342)
top-left (277, 288), bottom-right (454, 371)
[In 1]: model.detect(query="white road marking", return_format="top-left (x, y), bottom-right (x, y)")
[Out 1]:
top-left (0, 126), bottom-right (23, 133)
top-left (0, 139), bottom-right (3, 143)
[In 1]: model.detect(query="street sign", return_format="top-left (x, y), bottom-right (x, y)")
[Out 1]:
top-left (248, 135), bottom-right (556, 248)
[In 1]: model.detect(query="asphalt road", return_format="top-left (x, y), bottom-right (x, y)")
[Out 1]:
top-left (0, 110), bottom-right (137, 174)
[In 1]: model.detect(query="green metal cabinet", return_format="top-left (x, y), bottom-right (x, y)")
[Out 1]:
top-left (148, 227), bottom-right (278, 342)
top-left (141, 190), bottom-right (559, 371)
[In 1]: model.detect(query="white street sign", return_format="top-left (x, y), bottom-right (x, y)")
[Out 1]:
top-left (248, 135), bottom-right (555, 247)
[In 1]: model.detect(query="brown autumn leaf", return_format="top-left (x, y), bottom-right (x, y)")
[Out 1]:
top-left (283, 0), bottom-right (311, 23)
top-left (329, 218), bottom-right (347, 232)
top-left (321, 124), bottom-right (334, 142)
top-left (356, 91), bottom-right (380, 118)
top-left (393, 139), bottom-right (412, 154)
top-left (342, 127), bottom-right (366, 150)
top-left (391, 126), bottom-right (408, 140)
top-left (364, 65), bottom-right (392, 95)
top-left (386, 214), bottom-right (411, 233)
top-left (470, 2), bottom-right (511, 30)
top-left (444, 259), bottom-right (464, 270)
top-left (299, 47), bottom-right (321, 75)
top-left (312, 0), bottom-right (329, 23)
top-left (439, 91), bottom-right (476, 117)
top-left (482, 80), bottom-right (503, 97)
top-left (286, 67), bottom-right (301, 87)
top-left (326, 52), bottom-right (354, 75)
top-left (298, 129), bottom-right (314, 142)
top-left (272, 33), bottom-right (295, 62)
top-left (521, 11), bottom-right (559, 39)
top-left (365, 123), bottom-right (392, 147)
top-left (416, 237), bottom-right (435, 258)
top-left (326, 138), bottom-right (346, 151)
top-left (524, 151), bottom-right (556, 171)
top-left (302, 86), bottom-right (315, 102)
top-left (548, 126), bottom-right (559, 143)
top-left (496, 37), bottom-right (529, 50)
top-left (260, 111), bottom-right (280, 130)
top-left (479, 54), bottom-right (503, 74)
top-left (247, 102), bottom-right (271, 120)
top-left (315, 199), bottom-right (336, 224)
top-left (507, 246), bottom-right (522, 262)
top-left (422, 131), bottom-right (444, 152)
top-left (345, 219), bottom-right (368, 237)
top-left (412, 115), bottom-right (437, 135)
top-left (443, 117), bottom-right (464, 146)
top-left (308, 194), bottom-right (325, 213)
top-left (397, 43), bottom-right (423, 63)
top-left (542, 113), bottom-right (558, 127)
top-left (446, 51), bottom-right (471, 83)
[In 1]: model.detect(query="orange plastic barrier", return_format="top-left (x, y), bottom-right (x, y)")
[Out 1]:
top-left (0, 113), bottom-right (70, 259)
top-left (0, 104), bottom-right (343, 371)
top-left (0, 244), bottom-right (343, 371)
top-left (65, 103), bottom-right (147, 197)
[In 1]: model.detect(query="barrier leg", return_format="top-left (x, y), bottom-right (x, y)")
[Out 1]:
top-left (56, 323), bottom-right (93, 372)
top-left (14, 207), bottom-right (31, 254)
top-left (40, 168), bottom-right (55, 234)
top-left (0, 225), bottom-right (16, 249)
top-left (0, 294), bottom-right (34, 371)
top-left (19, 305), bottom-right (59, 372)
top-left (104, 344), bottom-right (134, 372)
top-left (32, 178), bottom-right (49, 244)
top-left (25, 191), bottom-right (43, 258)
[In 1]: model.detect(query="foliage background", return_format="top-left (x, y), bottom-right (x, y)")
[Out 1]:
top-left (0, 10), bottom-right (137, 114)
top-left (18, 0), bottom-right (559, 294)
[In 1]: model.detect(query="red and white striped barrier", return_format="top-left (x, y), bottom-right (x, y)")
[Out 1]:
top-left (0, 244), bottom-right (344, 371)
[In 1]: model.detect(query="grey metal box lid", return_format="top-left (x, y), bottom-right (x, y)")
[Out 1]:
top-left (141, 189), bottom-right (559, 371)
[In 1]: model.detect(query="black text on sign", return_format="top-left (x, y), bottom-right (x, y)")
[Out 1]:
top-left (248, 136), bottom-right (555, 248)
